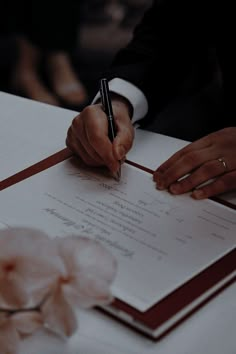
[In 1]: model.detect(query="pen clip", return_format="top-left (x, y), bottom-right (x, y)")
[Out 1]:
top-left (100, 78), bottom-right (121, 181)
top-left (99, 91), bottom-right (105, 110)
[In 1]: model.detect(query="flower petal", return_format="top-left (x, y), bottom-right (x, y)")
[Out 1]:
top-left (0, 315), bottom-right (20, 354)
top-left (41, 283), bottom-right (77, 338)
top-left (12, 311), bottom-right (43, 336)
top-left (0, 274), bottom-right (28, 309)
top-left (0, 312), bottom-right (8, 325)
top-left (0, 227), bottom-right (65, 309)
top-left (0, 227), bottom-right (65, 273)
top-left (62, 276), bottom-right (113, 308)
top-left (58, 236), bottom-right (117, 308)
top-left (58, 236), bottom-right (117, 283)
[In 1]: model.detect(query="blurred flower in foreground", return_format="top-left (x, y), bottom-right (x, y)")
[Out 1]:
top-left (0, 227), bottom-right (117, 354)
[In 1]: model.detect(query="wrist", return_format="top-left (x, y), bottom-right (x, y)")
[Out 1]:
top-left (110, 93), bottom-right (133, 119)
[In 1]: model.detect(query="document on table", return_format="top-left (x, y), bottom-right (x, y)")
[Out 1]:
top-left (128, 129), bottom-right (236, 206)
top-left (0, 158), bottom-right (235, 312)
top-left (0, 92), bottom-right (77, 181)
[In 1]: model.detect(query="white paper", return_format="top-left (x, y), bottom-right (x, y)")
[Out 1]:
top-left (127, 129), bottom-right (189, 170)
top-left (0, 92), bottom-right (77, 181)
top-left (128, 128), bottom-right (236, 205)
top-left (0, 158), bottom-right (235, 311)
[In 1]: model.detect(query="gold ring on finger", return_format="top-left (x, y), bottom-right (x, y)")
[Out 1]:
top-left (217, 157), bottom-right (227, 171)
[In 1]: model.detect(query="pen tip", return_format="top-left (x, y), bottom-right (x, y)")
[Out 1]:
top-left (112, 167), bottom-right (121, 182)
top-left (114, 172), bottom-right (120, 182)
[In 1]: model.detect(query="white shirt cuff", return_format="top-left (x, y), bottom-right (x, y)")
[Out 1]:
top-left (92, 78), bottom-right (148, 124)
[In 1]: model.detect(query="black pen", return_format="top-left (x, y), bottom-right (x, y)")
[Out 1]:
top-left (100, 78), bottom-right (121, 181)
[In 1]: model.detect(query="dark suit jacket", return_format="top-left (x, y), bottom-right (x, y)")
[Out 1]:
top-left (0, 36), bottom-right (18, 88)
top-left (106, 0), bottom-right (235, 140)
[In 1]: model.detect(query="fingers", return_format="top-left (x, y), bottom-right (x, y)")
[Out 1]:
top-left (155, 136), bottom-right (212, 176)
top-left (153, 146), bottom-right (213, 190)
top-left (66, 104), bottom-right (134, 173)
top-left (154, 154), bottom-right (235, 198)
top-left (66, 125), bottom-right (103, 166)
top-left (113, 115), bottom-right (134, 161)
top-left (191, 170), bottom-right (236, 199)
top-left (167, 158), bottom-right (230, 195)
top-left (79, 107), bottom-right (116, 169)
top-left (153, 127), bottom-right (236, 199)
top-left (67, 106), bottom-right (117, 171)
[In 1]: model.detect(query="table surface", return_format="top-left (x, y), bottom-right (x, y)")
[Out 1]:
top-left (0, 92), bottom-right (235, 354)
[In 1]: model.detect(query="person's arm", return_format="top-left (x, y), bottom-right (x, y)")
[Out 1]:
top-left (66, 0), bottom-right (211, 175)
top-left (66, 93), bottom-right (134, 176)
top-left (0, 36), bottom-right (18, 72)
top-left (92, 78), bottom-right (148, 124)
top-left (105, 0), bottom-right (211, 123)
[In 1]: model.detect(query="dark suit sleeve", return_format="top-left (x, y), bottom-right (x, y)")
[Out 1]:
top-left (107, 0), bottom-right (213, 119)
top-left (0, 36), bottom-right (18, 75)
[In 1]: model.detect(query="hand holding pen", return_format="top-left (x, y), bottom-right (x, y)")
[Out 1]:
top-left (100, 78), bottom-right (121, 181)
top-left (66, 80), bottom-right (134, 176)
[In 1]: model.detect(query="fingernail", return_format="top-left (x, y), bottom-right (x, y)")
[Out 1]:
top-left (117, 145), bottom-right (126, 160)
top-left (120, 155), bottom-right (126, 164)
top-left (191, 189), bottom-right (205, 199)
top-left (111, 169), bottom-right (120, 181)
top-left (154, 173), bottom-right (165, 189)
top-left (155, 180), bottom-right (165, 190)
top-left (169, 184), bottom-right (179, 194)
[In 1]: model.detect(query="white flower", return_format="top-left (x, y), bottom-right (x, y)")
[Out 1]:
top-left (0, 227), bottom-right (117, 342)
top-left (58, 236), bottom-right (117, 308)
top-left (41, 236), bottom-right (117, 337)
top-left (0, 227), bottom-right (64, 310)
top-left (0, 311), bottom-right (43, 354)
